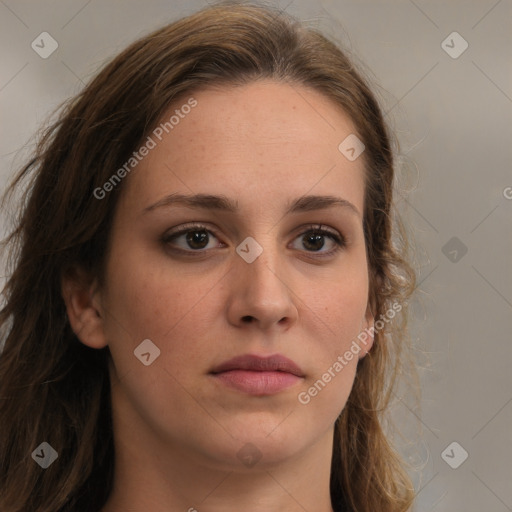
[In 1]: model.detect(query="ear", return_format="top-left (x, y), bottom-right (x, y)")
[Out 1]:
top-left (358, 300), bottom-right (375, 360)
top-left (61, 266), bottom-right (108, 349)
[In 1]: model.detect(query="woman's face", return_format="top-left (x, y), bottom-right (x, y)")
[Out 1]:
top-left (94, 80), bottom-right (373, 469)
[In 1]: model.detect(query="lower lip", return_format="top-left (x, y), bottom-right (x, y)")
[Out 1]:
top-left (212, 370), bottom-right (302, 395)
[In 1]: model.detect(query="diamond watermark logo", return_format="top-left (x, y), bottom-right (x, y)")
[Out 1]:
top-left (442, 236), bottom-right (468, 263)
top-left (338, 134), bottom-right (365, 161)
top-left (441, 441), bottom-right (468, 469)
top-left (441, 32), bottom-right (468, 59)
top-left (31, 442), bottom-right (58, 469)
top-left (236, 236), bottom-right (263, 263)
top-left (134, 338), bottom-right (161, 366)
top-left (31, 32), bottom-right (58, 59)
top-left (237, 443), bottom-right (262, 468)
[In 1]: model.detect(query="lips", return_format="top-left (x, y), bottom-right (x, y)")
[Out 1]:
top-left (210, 354), bottom-right (305, 396)
top-left (210, 354), bottom-right (305, 377)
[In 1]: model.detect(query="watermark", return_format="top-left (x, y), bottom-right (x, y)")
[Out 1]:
top-left (297, 301), bottom-right (402, 405)
top-left (442, 236), bottom-right (468, 263)
top-left (338, 133), bottom-right (365, 161)
top-left (441, 31), bottom-right (469, 59)
top-left (133, 338), bottom-right (161, 366)
top-left (31, 31), bottom-right (58, 59)
top-left (31, 441), bottom-right (58, 469)
top-left (236, 236), bottom-right (263, 263)
top-left (237, 442), bottom-right (262, 468)
top-left (441, 441), bottom-right (468, 469)
top-left (93, 97), bottom-right (198, 200)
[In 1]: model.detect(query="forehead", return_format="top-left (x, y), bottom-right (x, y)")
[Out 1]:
top-left (118, 80), bottom-right (366, 217)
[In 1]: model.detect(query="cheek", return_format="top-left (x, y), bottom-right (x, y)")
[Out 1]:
top-left (101, 247), bottom-right (231, 393)
top-left (298, 360), bottom-right (358, 416)
top-left (312, 267), bottom-right (369, 348)
top-left (297, 269), bottom-right (368, 413)
top-left (101, 253), bottom-right (224, 437)
top-left (103, 246), bottom-right (211, 342)
top-left (296, 284), bottom-right (366, 424)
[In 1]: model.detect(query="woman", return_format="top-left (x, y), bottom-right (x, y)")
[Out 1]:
top-left (0, 2), bottom-right (417, 511)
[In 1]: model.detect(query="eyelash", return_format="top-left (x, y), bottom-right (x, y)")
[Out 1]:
top-left (162, 222), bottom-right (346, 258)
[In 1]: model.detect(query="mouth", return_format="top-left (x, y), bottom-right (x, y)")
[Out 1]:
top-left (209, 354), bottom-right (305, 396)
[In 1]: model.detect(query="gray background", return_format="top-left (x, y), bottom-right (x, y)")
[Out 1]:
top-left (1, 1), bottom-right (511, 510)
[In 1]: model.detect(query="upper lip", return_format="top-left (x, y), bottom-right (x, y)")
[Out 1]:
top-left (210, 354), bottom-right (305, 377)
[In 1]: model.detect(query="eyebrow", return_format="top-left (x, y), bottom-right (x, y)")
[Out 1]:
top-left (143, 193), bottom-right (361, 217)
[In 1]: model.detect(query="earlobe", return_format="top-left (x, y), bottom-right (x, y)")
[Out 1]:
top-left (61, 267), bottom-right (108, 349)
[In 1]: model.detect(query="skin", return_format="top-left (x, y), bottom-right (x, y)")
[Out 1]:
top-left (63, 80), bottom-right (374, 512)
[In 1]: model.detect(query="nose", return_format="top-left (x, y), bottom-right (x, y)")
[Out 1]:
top-left (226, 238), bottom-right (299, 333)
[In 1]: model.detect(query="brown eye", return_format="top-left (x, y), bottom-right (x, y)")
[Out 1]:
top-left (183, 229), bottom-right (210, 250)
top-left (162, 224), bottom-right (223, 253)
top-left (290, 225), bottom-right (345, 256)
top-left (162, 223), bottom-right (345, 258)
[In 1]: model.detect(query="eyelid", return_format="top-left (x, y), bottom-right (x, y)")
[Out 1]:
top-left (163, 222), bottom-right (221, 240)
top-left (164, 222), bottom-right (342, 238)
top-left (162, 222), bottom-right (346, 255)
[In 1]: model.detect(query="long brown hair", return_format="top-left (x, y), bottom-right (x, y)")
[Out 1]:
top-left (0, 2), bottom-right (417, 510)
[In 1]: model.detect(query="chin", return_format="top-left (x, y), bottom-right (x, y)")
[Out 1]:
top-left (208, 439), bottom-right (305, 473)
top-left (213, 418), bottom-right (313, 467)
